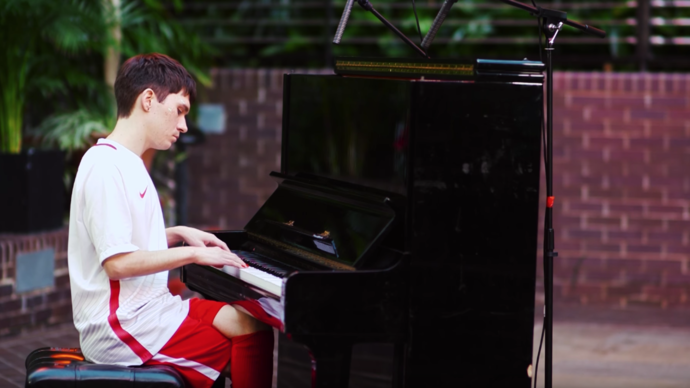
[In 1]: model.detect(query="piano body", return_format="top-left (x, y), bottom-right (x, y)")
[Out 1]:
top-left (182, 58), bottom-right (544, 387)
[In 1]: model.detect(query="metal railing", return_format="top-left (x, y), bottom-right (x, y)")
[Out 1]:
top-left (177, 0), bottom-right (690, 70)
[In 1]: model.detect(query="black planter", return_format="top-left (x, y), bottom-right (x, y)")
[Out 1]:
top-left (0, 149), bottom-right (65, 233)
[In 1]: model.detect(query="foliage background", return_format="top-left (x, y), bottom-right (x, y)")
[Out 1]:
top-left (174, 0), bottom-right (690, 71)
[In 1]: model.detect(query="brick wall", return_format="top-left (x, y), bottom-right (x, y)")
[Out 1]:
top-left (185, 70), bottom-right (690, 310)
top-left (187, 69), bottom-right (331, 229)
top-left (548, 72), bottom-right (690, 309)
top-left (0, 229), bottom-right (72, 337)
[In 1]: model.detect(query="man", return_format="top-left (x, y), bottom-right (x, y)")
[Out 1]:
top-left (68, 53), bottom-right (273, 388)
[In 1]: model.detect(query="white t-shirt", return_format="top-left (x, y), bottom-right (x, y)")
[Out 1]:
top-left (68, 138), bottom-right (188, 366)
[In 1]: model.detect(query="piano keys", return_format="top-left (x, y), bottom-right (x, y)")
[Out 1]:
top-left (183, 58), bottom-right (544, 388)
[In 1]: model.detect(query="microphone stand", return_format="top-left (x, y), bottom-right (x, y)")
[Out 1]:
top-left (497, 2), bottom-right (605, 388)
top-left (336, 0), bottom-right (429, 58)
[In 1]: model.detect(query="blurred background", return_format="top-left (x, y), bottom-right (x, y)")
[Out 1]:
top-left (1, 1), bottom-right (689, 387)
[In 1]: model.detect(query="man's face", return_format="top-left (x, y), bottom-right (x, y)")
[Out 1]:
top-left (147, 90), bottom-right (190, 150)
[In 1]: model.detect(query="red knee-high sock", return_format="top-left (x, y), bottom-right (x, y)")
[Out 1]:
top-left (230, 330), bottom-right (274, 388)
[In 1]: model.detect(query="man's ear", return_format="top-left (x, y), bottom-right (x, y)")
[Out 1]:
top-left (140, 89), bottom-right (156, 112)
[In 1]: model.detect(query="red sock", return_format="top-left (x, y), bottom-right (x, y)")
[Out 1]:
top-left (229, 330), bottom-right (274, 388)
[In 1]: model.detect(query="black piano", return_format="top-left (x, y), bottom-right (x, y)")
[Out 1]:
top-left (182, 58), bottom-right (544, 388)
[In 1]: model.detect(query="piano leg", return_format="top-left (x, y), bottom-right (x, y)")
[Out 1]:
top-left (301, 339), bottom-right (352, 388)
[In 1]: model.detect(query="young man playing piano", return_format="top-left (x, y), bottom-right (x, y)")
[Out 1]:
top-left (68, 53), bottom-right (273, 388)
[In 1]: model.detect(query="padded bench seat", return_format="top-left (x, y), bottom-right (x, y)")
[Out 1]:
top-left (25, 347), bottom-right (186, 388)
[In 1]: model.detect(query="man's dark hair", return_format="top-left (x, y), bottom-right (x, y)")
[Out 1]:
top-left (114, 53), bottom-right (197, 118)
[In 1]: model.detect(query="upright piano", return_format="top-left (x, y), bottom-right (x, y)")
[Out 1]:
top-left (182, 58), bottom-right (544, 388)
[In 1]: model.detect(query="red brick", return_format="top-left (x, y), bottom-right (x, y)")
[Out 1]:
top-left (592, 162), bottom-right (625, 175)
top-left (589, 187), bottom-right (625, 199)
top-left (562, 121), bottom-right (605, 133)
top-left (643, 259), bottom-right (682, 271)
top-left (588, 217), bottom-right (622, 227)
top-left (629, 138), bottom-right (665, 149)
top-left (582, 267), bottom-right (623, 281)
top-left (0, 312), bottom-right (31, 329)
top-left (627, 244), bottom-right (662, 253)
top-left (665, 273), bottom-right (690, 287)
top-left (25, 295), bottom-right (43, 309)
top-left (666, 244), bottom-right (690, 255)
top-left (32, 308), bottom-right (52, 324)
top-left (651, 96), bottom-right (688, 108)
top-left (623, 189), bottom-right (663, 201)
top-left (609, 150), bottom-right (647, 162)
top-left (55, 274), bottom-right (70, 288)
top-left (608, 175), bottom-right (642, 187)
top-left (588, 136), bottom-right (625, 149)
top-left (668, 109), bottom-right (690, 120)
top-left (607, 284), bottom-right (644, 298)
top-left (564, 175), bottom-right (602, 186)
top-left (608, 230), bottom-right (644, 241)
top-left (647, 205), bottom-right (684, 214)
top-left (47, 289), bottom-right (71, 303)
top-left (0, 284), bottom-right (11, 298)
top-left (667, 138), bottom-right (690, 149)
top-left (648, 231), bottom-right (684, 243)
top-left (609, 258), bottom-right (644, 271)
top-left (568, 202), bottom-right (603, 212)
top-left (643, 286), bottom-right (687, 303)
top-left (570, 149), bottom-right (605, 160)
top-left (630, 109), bottom-right (667, 120)
top-left (585, 243), bottom-right (622, 253)
top-left (0, 299), bottom-right (21, 313)
top-left (567, 229), bottom-right (602, 240)
top-left (608, 96), bottom-right (646, 108)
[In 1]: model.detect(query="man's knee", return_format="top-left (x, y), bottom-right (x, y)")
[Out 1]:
top-left (213, 304), bottom-right (270, 338)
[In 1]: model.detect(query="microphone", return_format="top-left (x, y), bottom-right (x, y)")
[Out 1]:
top-left (421, 0), bottom-right (457, 51)
top-left (333, 0), bottom-right (356, 45)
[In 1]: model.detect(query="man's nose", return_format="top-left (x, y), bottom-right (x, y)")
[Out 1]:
top-left (179, 117), bottom-right (188, 133)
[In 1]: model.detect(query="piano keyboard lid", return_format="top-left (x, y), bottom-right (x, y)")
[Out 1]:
top-left (244, 173), bottom-right (397, 271)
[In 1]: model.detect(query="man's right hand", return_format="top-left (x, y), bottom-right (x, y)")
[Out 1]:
top-left (193, 246), bottom-right (248, 269)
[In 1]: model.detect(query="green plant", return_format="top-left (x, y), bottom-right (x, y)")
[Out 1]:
top-left (0, 0), bottom-right (107, 154)
top-left (30, 110), bottom-right (114, 155)
top-left (1, 0), bottom-right (216, 156)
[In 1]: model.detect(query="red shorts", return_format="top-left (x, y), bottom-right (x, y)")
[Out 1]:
top-left (144, 298), bottom-right (231, 388)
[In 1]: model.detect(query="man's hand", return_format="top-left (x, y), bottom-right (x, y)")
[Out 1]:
top-left (167, 226), bottom-right (247, 269)
top-left (191, 246), bottom-right (248, 269)
top-left (168, 226), bottom-right (229, 250)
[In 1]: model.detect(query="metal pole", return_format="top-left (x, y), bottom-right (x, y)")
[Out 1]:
top-left (545, 46), bottom-right (554, 388)
top-left (543, 20), bottom-right (562, 388)
top-left (636, 0), bottom-right (651, 71)
top-left (325, 0), bottom-right (334, 66)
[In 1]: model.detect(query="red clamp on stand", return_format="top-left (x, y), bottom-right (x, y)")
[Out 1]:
top-left (547, 196), bottom-right (555, 208)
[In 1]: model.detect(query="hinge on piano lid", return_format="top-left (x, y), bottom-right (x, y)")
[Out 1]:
top-left (314, 231), bottom-right (330, 239)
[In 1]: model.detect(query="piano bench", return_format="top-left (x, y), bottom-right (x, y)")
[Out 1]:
top-left (25, 347), bottom-right (186, 388)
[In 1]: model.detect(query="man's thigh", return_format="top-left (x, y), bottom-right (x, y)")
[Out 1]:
top-left (144, 299), bottom-right (232, 388)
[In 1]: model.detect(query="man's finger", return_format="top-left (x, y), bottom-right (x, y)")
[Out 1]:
top-left (214, 237), bottom-right (230, 251)
top-left (229, 253), bottom-right (248, 268)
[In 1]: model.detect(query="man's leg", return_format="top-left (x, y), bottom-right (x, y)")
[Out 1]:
top-left (213, 304), bottom-right (270, 338)
top-left (213, 304), bottom-right (274, 388)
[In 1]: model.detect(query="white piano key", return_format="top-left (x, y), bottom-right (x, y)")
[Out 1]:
top-left (221, 265), bottom-right (283, 297)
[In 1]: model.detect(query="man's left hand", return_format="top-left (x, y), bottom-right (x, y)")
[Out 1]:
top-left (167, 226), bottom-right (230, 251)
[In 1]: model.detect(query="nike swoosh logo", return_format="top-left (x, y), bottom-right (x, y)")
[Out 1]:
top-left (139, 186), bottom-right (147, 198)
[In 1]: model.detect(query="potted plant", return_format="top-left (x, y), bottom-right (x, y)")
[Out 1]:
top-left (5, 0), bottom-right (216, 233)
top-left (0, 0), bottom-right (107, 233)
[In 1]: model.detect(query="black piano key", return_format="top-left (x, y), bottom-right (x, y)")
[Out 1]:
top-left (236, 251), bottom-right (294, 277)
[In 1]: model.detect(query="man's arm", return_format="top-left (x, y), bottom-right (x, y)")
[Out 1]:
top-left (103, 244), bottom-right (247, 280)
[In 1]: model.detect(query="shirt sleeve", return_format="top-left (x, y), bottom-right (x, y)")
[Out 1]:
top-left (82, 162), bottom-right (140, 264)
